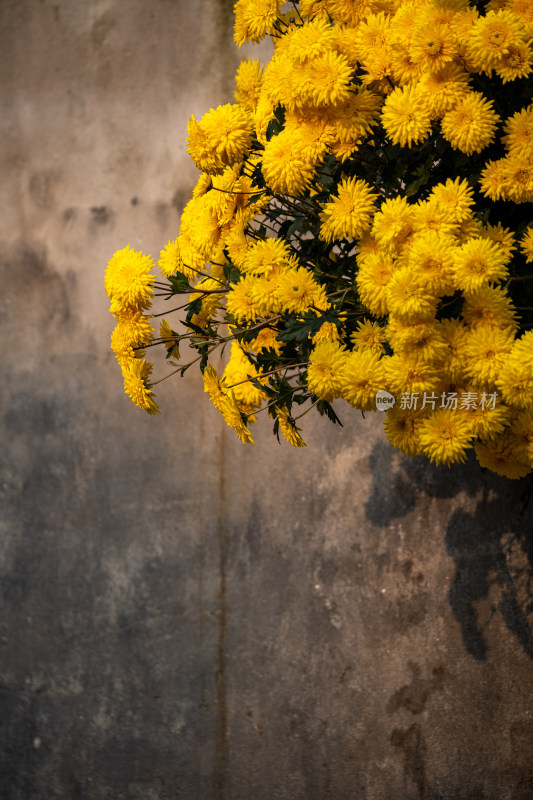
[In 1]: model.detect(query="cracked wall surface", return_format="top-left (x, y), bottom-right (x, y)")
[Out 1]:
top-left (2, 2), bottom-right (533, 799)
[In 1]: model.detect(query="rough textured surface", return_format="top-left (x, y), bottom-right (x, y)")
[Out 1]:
top-left (1, 2), bottom-right (533, 799)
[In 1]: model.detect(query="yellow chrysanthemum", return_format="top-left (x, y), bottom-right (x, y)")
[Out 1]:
top-left (479, 158), bottom-right (507, 201)
top-left (123, 359), bottom-right (160, 415)
top-left (510, 411), bottom-right (533, 462)
top-left (351, 319), bottom-right (387, 355)
top-left (207, 165), bottom-right (243, 227)
top-left (483, 222), bottom-right (516, 259)
top-left (500, 155), bottom-right (533, 203)
top-left (262, 52), bottom-right (298, 110)
top-left (235, 58), bottom-right (264, 110)
top-left (192, 172), bottom-right (212, 200)
top-left (429, 178), bottom-right (475, 224)
top-left (202, 103), bottom-right (253, 165)
top-left (356, 231), bottom-right (381, 264)
top-left (353, 11), bottom-right (390, 59)
top-left (324, 0), bottom-right (379, 29)
top-left (242, 237), bottom-right (291, 276)
top-left (204, 363), bottom-right (255, 442)
top-left (384, 353), bottom-right (440, 396)
top-left (463, 326), bottom-right (515, 388)
top-left (275, 406), bottom-right (307, 447)
top-left (390, 41), bottom-right (423, 85)
top-left (278, 267), bottom-right (324, 314)
top-left (111, 310), bottom-right (155, 354)
top-left (409, 20), bottom-right (457, 72)
top-left (261, 128), bottom-right (317, 196)
top-left (250, 272), bottom-right (283, 315)
top-left (327, 89), bottom-right (382, 145)
top-left (418, 62), bottom-right (471, 118)
top-left (247, 326), bottom-right (283, 355)
top-left (223, 218), bottom-right (250, 268)
top-left (356, 251), bottom-right (396, 317)
top-left (340, 349), bottom-right (384, 411)
top-left (187, 104), bottom-right (253, 174)
top-left (467, 399), bottom-right (510, 441)
top-left (288, 18), bottom-right (335, 63)
top-left (355, 31), bottom-right (392, 82)
top-left (497, 355), bottom-right (533, 410)
top-left (296, 50), bottom-right (354, 108)
top-left (387, 317), bottom-right (449, 363)
top-left (475, 432), bottom-right (531, 479)
top-left (220, 393), bottom-right (255, 444)
top-left (234, 0), bottom-right (282, 46)
top-left (284, 114), bottom-right (334, 162)
top-left (438, 318), bottom-right (469, 382)
top-left (411, 199), bottom-right (458, 238)
top-left (405, 230), bottom-right (456, 295)
top-left (383, 405), bottom-right (426, 456)
top-left (111, 327), bottom-right (139, 370)
top-left (332, 24), bottom-right (360, 69)
top-left (507, 0), bottom-right (533, 24)
top-left (452, 215), bottom-right (485, 244)
top-left (320, 177), bottom-right (378, 242)
top-left (204, 365), bottom-right (226, 411)
top-left (441, 91), bottom-right (500, 155)
top-left (520, 227), bottom-right (533, 263)
top-left (312, 320), bottom-right (341, 344)
top-left (418, 408), bottom-right (473, 465)
top-left (307, 340), bottom-right (347, 401)
top-left (386, 267), bottom-right (439, 320)
top-left (159, 319), bottom-right (180, 359)
top-left (468, 9), bottom-right (525, 70)
top-left (105, 245), bottom-right (155, 312)
top-left (158, 239), bottom-right (182, 279)
top-left (372, 196), bottom-right (415, 253)
top-left (509, 329), bottom-right (533, 365)
top-left (226, 275), bottom-right (259, 322)
top-left (223, 341), bottom-right (267, 407)
top-left (502, 106), bottom-right (533, 160)
top-left (452, 236), bottom-right (510, 292)
top-left (495, 41), bottom-right (533, 83)
top-left (298, 0), bottom-right (330, 21)
top-left (381, 83), bottom-right (433, 148)
top-left (462, 285), bottom-right (517, 331)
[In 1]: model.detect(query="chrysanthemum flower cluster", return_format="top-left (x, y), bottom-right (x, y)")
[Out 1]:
top-left (105, 0), bottom-right (533, 479)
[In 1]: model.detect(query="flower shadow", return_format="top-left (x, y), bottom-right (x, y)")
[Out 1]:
top-left (365, 439), bottom-right (533, 660)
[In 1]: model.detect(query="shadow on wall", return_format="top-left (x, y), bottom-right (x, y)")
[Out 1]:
top-left (366, 439), bottom-right (533, 661)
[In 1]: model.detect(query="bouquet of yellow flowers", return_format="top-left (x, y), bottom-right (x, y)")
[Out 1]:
top-left (105, 0), bottom-right (533, 478)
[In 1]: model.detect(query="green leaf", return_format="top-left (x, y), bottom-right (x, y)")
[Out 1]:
top-left (246, 192), bottom-right (264, 207)
top-left (286, 217), bottom-right (307, 238)
top-left (278, 312), bottom-right (325, 343)
top-left (317, 400), bottom-right (343, 426)
top-left (168, 271), bottom-right (192, 293)
top-left (185, 297), bottom-right (203, 320)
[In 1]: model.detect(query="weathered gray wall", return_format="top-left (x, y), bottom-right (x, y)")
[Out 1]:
top-left (2, 2), bottom-right (533, 799)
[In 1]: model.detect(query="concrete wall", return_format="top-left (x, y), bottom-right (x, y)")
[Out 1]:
top-left (1, 1), bottom-right (533, 798)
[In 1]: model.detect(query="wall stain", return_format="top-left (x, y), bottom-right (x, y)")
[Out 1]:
top-left (171, 188), bottom-right (190, 215)
top-left (90, 206), bottom-right (112, 226)
top-left (28, 170), bottom-right (59, 209)
top-left (62, 207), bottom-right (77, 225)
top-left (388, 592), bottom-right (429, 635)
top-left (90, 10), bottom-right (116, 50)
top-left (390, 722), bottom-right (426, 798)
top-left (387, 662), bottom-right (446, 716)
top-left (1, 242), bottom-right (73, 334)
